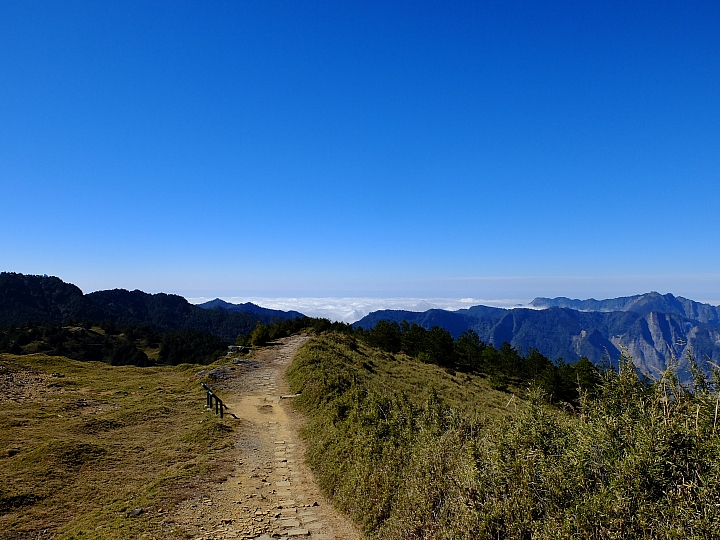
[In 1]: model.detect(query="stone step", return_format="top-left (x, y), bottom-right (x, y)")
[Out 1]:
top-left (284, 529), bottom-right (309, 537)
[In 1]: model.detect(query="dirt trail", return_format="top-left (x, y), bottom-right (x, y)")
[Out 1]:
top-left (162, 335), bottom-right (361, 540)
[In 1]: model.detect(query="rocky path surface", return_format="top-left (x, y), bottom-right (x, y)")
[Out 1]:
top-left (162, 335), bottom-right (361, 540)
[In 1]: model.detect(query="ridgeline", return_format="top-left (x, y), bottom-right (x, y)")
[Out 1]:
top-left (0, 272), bottom-right (303, 366)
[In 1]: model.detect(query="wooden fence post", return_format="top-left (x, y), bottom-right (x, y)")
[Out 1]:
top-left (200, 382), bottom-right (232, 419)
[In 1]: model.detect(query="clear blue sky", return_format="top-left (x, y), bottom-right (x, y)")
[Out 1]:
top-left (2, 1), bottom-right (719, 300)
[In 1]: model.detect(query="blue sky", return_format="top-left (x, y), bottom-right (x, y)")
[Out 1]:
top-left (2, 1), bottom-right (719, 301)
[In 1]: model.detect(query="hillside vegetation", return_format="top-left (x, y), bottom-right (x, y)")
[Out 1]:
top-left (246, 317), bottom-right (597, 406)
top-left (0, 353), bottom-right (235, 539)
top-left (0, 322), bottom-right (231, 367)
top-left (0, 272), bottom-right (306, 367)
top-left (0, 272), bottom-right (296, 341)
top-left (288, 334), bottom-right (720, 539)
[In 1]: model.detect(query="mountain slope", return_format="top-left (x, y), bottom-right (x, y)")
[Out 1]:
top-left (353, 308), bottom-right (473, 338)
top-left (0, 272), bottom-right (292, 341)
top-left (0, 272), bottom-right (85, 326)
top-left (531, 292), bottom-right (720, 325)
top-left (196, 298), bottom-right (304, 320)
top-left (354, 300), bottom-right (720, 379)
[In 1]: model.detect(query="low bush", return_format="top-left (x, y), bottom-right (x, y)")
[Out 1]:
top-left (289, 335), bottom-right (720, 539)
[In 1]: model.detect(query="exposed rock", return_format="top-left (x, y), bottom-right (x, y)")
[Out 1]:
top-left (207, 367), bottom-right (231, 381)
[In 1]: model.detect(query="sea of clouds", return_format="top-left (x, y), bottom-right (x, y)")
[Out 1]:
top-left (186, 297), bottom-right (533, 324)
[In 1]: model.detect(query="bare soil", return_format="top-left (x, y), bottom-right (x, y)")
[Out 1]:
top-left (159, 335), bottom-right (362, 540)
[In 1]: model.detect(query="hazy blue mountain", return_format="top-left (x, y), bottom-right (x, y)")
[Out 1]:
top-left (531, 292), bottom-right (720, 325)
top-left (354, 299), bottom-right (720, 380)
top-left (196, 298), bottom-right (304, 320)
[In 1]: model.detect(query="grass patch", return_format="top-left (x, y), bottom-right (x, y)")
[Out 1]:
top-left (0, 353), bottom-right (235, 539)
top-left (287, 334), bottom-right (517, 536)
top-left (289, 334), bottom-right (720, 539)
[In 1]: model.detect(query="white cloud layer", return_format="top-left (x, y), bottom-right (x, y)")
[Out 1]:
top-left (186, 297), bottom-right (532, 323)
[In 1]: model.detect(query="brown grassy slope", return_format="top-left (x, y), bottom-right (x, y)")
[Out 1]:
top-left (288, 335), bottom-right (720, 540)
top-left (286, 334), bottom-right (520, 537)
top-left (0, 353), bottom-right (234, 540)
top-left (293, 334), bottom-right (521, 419)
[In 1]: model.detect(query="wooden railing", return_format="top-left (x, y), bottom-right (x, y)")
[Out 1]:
top-left (200, 382), bottom-right (237, 419)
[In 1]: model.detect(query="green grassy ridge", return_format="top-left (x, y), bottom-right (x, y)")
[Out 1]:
top-left (0, 353), bottom-right (235, 539)
top-left (288, 334), bottom-right (720, 539)
top-left (0, 321), bottom-right (232, 367)
top-left (251, 316), bottom-right (599, 406)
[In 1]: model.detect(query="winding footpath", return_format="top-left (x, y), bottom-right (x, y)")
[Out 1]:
top-left (162, 335), bottom-right (361, 540)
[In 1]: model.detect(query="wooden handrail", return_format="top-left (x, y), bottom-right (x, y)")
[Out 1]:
top-left (200, 382), bottom-right (237, 419)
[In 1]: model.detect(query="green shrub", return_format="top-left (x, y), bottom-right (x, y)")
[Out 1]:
top-left (249, 322), bottom-right (272, 346)
top-left (289, 335), bottom-right (720, 539)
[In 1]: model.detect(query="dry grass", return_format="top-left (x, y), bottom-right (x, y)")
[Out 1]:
top-left (286, 334), bottom-right (520, 537)
top-left (287, 334), bottom-right (720, 539)
top-left (0, 353), bottom-right (235, 540)
top-left (290, 334), bottom-right (520, 421)
top-left (364, 349), bottom-right (521, 420)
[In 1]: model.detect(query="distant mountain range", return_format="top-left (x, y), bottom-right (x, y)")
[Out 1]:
top-left (5, 272), bottom-right (718, 379)
top-left (354, 292), bottom-right (720, 379)
top-left (0, 273), bottom-right (302, 341)
top-left (196, 298), bottom-right (305, 320)
top-left (531, 292), bottom-right (720, 325)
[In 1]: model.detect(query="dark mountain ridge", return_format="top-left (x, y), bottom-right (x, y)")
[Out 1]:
top-left (0, 273), bottom-right (85, 325)
top-left (197, 298), bottom-right (305, 320)
top-left (354, 308), bottom-right (472, 338)
top-left (0, 272), bottom-right (302, 341)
